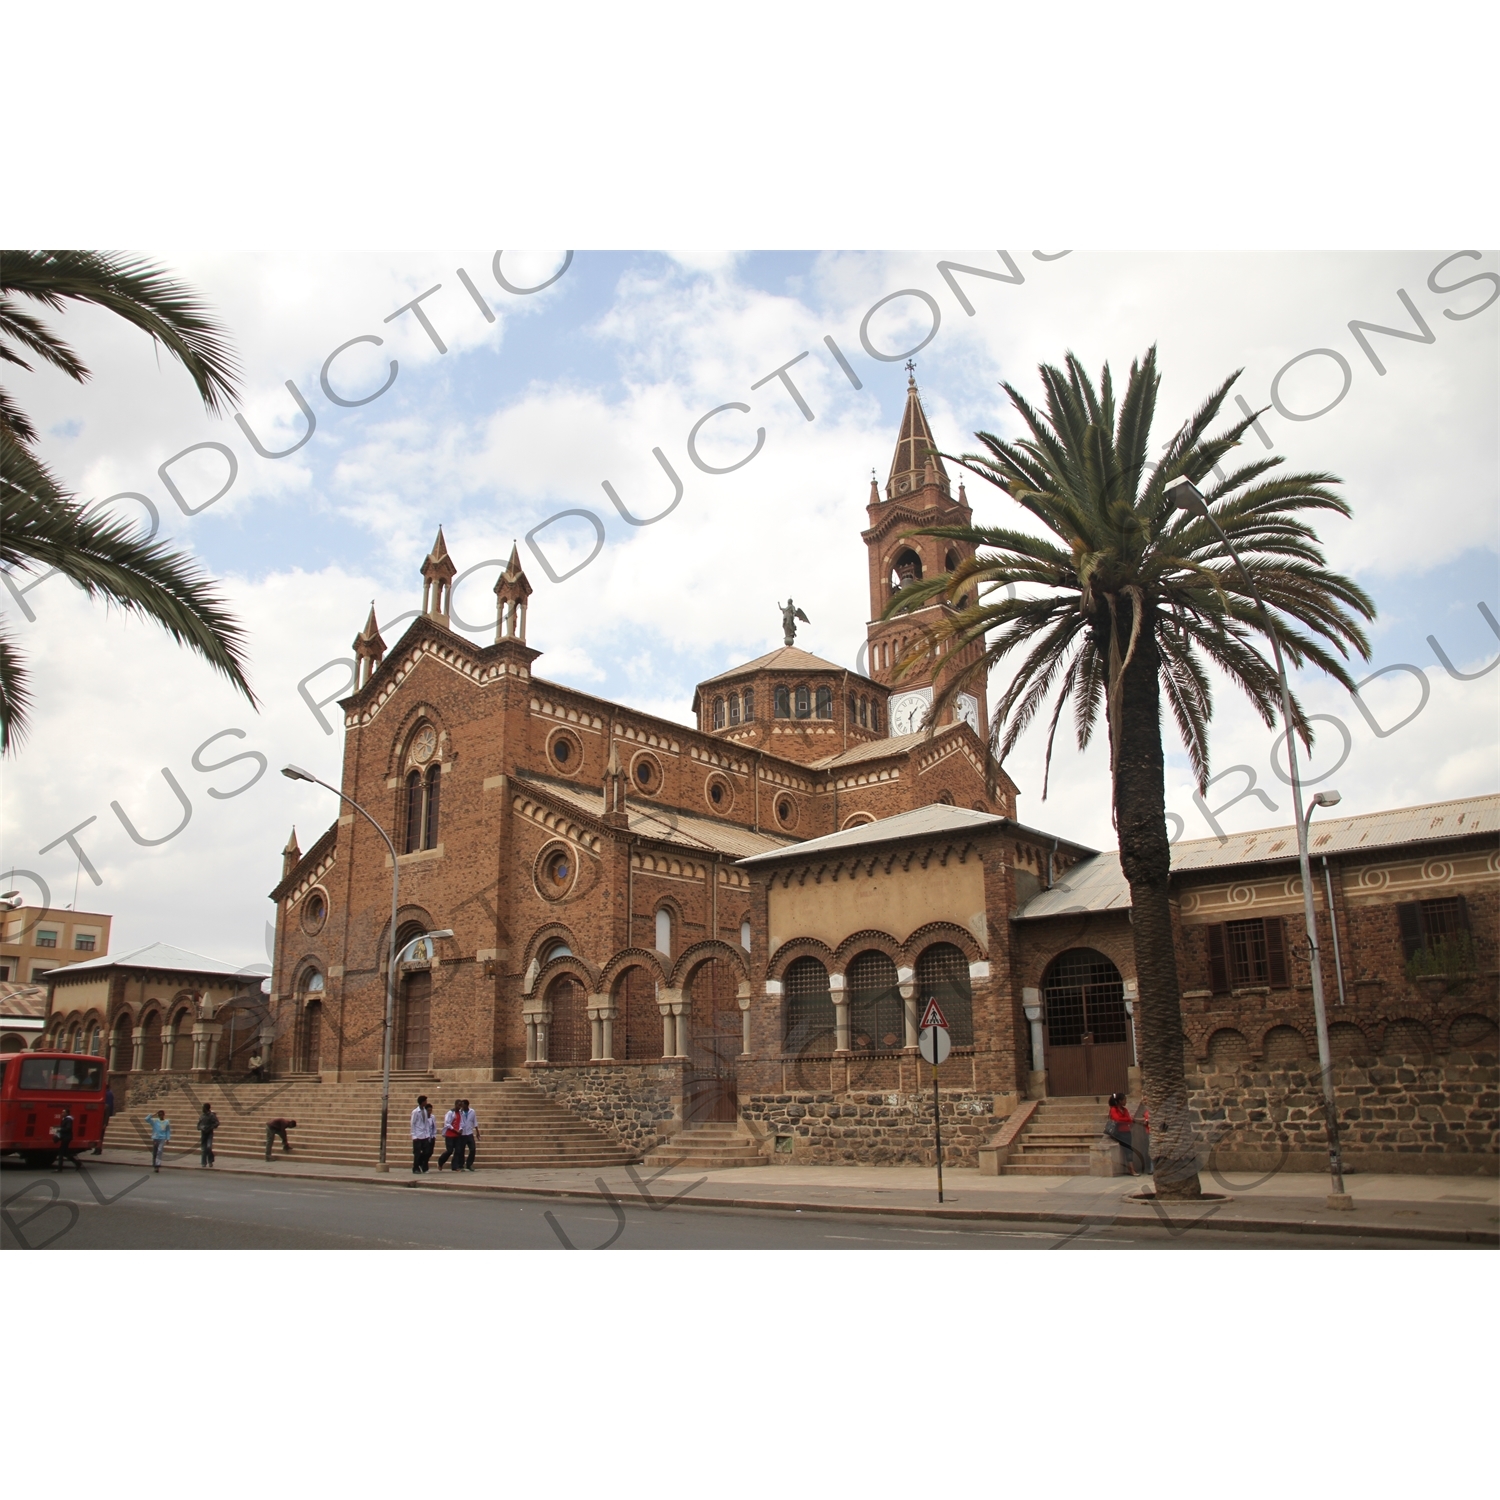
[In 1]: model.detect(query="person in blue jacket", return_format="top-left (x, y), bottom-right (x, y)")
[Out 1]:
top-left (146, 1108), bottom-right (171, 1171)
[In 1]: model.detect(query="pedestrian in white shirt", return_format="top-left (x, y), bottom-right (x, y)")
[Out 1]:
top-left (458, 1099), bottom-right (478, 1172)
top-left (409, 1095), bottom-right (436, 1174)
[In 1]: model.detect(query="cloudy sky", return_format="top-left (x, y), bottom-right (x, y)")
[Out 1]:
top-left (5, 249), bottom-right (1497, 967)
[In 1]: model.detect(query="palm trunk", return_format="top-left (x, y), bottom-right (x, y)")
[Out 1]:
top-left (1106, 606), bottom-right (1202, 1199)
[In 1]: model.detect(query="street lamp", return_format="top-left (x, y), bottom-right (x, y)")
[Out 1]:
top-left (281, 764), bottom-right (409, 1172)
top-left (1164, 479), bottom-right (1352, 1208)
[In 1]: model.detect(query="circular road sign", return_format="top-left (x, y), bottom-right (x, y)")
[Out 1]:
top-left (918, 1026), bottom-right (951, 1066)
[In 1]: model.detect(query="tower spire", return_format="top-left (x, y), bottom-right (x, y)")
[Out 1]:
top-left (421, 526), bottom-right (458, 626)
top-left (885, 374), bottom-right (949, 502)
top-left (493, 540), bottom-right (534, 643)
top-left (353, 601), bottom-right (388, 688)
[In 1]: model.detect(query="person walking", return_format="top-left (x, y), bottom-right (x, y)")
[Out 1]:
top-left (197, 1102), bottom-right (220, 1166)
top-left (458, 1099), bottom-right (478, 1172)
top-left (1105, 1093), bottom-right (1138, 1176)
top-left (437, 1098), bottom-right (463, 1171)
top-left (264, 1117), bottom-right (297, 1159)
top-left (52, 1106), bottom-right (81, 1170)
top-left (93, 1083), bottom-right (115, 1155)
top-left (146, 1108), bottom-right (171, 1172)
top-left (410, 1095), bottom-right (436, 1173)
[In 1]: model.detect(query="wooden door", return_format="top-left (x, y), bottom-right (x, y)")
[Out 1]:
top-left (686, 958), bottom-right (739, 1123)
top-left (400, 972), bottom-right (431, 1071)
top-left (302, 1001), bottom-right (323, 1074)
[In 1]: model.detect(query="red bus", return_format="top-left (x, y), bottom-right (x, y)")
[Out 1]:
top-left (0, 1051), bottom-right (108, 1167)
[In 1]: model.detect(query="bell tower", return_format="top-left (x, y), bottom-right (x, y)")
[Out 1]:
top-left (861, 371), bottom-right (988, 740)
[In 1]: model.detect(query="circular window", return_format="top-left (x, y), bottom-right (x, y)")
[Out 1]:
top-left (776, 797), bottom-right (796, 828)
top-left (536, 844), bottom-right (577, 901)
top-left (301, 890), bottom-right (327, 934)
top-left (632, 753), bottom-right (661, 793)
top-left (548, 730), bottom-right (581, 774)
top-left (705, 775), bottom-right (732, 813)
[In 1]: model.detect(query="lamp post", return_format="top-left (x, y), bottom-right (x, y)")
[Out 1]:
top-left (1164, 478), bottom-right (1352, 1208)
top-left (282, 764), bottom-right (402, 1171)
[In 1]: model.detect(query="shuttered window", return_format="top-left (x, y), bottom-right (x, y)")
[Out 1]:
top-left (1206, 917), bottom-right (1289, 990)
top-left (1396, 896), bottom-right (1470, 961)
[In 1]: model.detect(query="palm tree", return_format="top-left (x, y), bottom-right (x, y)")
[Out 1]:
top-left (1, 250), bottom-right (255, 751)
top-left (886, 347), bottom-right (1375, 1198)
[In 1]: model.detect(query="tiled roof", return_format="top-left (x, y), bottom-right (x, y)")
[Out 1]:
top-left (738, 804), bottom-right (1007, 865)
top-left (46, 941), bottom-right (247, 981)
top-left (810, 725), bottom-right (960, 769)
top-left (1016, 793), bottom-right (1500, 919)
top-left (697, 646), bottom-right (859, 686)
top-left (521, 776), bottom-right (797, 859)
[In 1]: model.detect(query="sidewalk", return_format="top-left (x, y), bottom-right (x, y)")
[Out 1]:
top-left (75, 1145), bottom-right (1500, 1244)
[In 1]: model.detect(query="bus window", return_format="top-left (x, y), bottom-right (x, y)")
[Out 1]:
top-left (19, 1057), bottom-right (104, 1092)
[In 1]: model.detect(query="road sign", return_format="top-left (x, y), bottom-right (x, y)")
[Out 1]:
top-left (918, 1025), bottom-right (951, 1066)
top-left (919, 998), bottom-right (949, 1031)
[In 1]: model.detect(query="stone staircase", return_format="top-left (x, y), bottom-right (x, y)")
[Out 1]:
top-left (643, 1121), bottom-right (767, 1169)
top-left (1000, 1097), bottom-right (1109, 1176)
top-left (111, 1076), bottom-right (639, 1170)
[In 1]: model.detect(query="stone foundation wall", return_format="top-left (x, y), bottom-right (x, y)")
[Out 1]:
top-left (528, 1062), bottom-right (682, 1155)
top-left (1187, 1049), bottom-right (1498, 1175)
top-left (740, 1089), bottom-right (998, 1166)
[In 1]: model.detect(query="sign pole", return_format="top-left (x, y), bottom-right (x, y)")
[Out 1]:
top-left (932, 1057), bottom-right (943, 1203)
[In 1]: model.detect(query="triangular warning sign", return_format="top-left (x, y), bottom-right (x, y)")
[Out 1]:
top-left (919, 998), bottom-right (949, 1030)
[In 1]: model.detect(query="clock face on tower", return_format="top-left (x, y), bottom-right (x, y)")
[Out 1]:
top-left (956, 693), bottom-right (980, 734)
top-left (890, 687), bottom-right (932, 737)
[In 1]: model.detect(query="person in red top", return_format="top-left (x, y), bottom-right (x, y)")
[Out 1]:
top-left (1106, 1093), bottom-right (1139, 1176)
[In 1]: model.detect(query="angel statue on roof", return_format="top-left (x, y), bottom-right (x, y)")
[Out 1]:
top-left (778, 599), bottom-right (810, 647)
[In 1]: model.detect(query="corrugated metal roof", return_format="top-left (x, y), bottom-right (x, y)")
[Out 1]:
top-left (1017, 793), bottom-right (1500, 919)
top-left (810, 726), bottom-right (957, 770)
top-left (46, 942), bottom-right (246, 980)
top-left (525, 777), bottom-right (796, 859)
top-left (738, 804), bottom-right (1006, 865)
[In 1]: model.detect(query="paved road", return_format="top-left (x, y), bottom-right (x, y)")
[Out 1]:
top-left (3, 1162), bottom-right (1481, 1249)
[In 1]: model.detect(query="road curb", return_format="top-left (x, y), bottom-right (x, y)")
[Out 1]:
top-left (76, 1153), bottom-right (1499, 1244)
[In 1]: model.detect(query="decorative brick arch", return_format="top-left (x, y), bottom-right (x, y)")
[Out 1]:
top-left (533, 951), bottom-right (598, 997)
top-left (1205, 1027), bottom-right (1251, 1067)
top-left (1262, 1023), bottom-right (1310, 1063)
top-left (523, 922), bottom-right (581, 975)
top-left (598, 947), bottom-right (669, 993)
top-left (902, 921), bottom-right (984, 967)
top-left (831, 929), bottom-right (903, 975)
top-left (767, 936), bottom-right (836, 980)
top-left (375, 906), bottom-right (438, 964)
top-left (672, 939), bottom-right (749, 989)
top-left (383, 700), bottom-right (450, 777)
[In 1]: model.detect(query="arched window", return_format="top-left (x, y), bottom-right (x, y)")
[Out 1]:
top-left (870, 699), bottom-right (882, 733)
top-left (848, 949), bottom-right (904, 1052)
top-left (916, 942), bottom-right (973, 1046)
top-left (403, 770), bottom-right (424, 853)
top-left (815, 686), bottom-right (833, 719)
top-left (728, 693), bottom-right (740, 726)
top-left (111, 1013), bottom-right (133, 1072)
top-left (848, 691), bottom-right (857, 721)
top-left (794, 685), bottom-right (811, 719)
top-left (140, 1012), bottom-right (163, 1072)
top-left (655, 908), bottom-right (672, 957)
top-left (783, 956), bottom-right (834, 1054)
top-left (88, 1024), bottom-right (102, 1056)
top-left (540, 939), bottom-right (572, 965)
top-left (169, 1007), bottom-right (195, 1071)
top-left (740, 918), bottom-right (752, 951)
top-left (712, 696), bottom-right (726, 729)
top-left (742, 688), bottom-right (755, 722)
top-left (774, 686), bottom-right (790, 719)
top-left (1041, 948), bottom-right (1126, 1049)
top-left (403, 759), bottom-right (441, 853)
top-left (890, 548), bottom-right (923, 593)
top-left (859, 696), bottom-right (868, 727)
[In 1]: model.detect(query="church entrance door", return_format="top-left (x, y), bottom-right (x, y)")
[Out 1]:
top-left (685, 958), bottom-right (740, 1124)
top-left (1041, 948), bottom-right (1131, 1097)
top-left (399, 971), bottom-right (432, 1072)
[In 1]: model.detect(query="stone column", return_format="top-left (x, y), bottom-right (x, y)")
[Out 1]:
top-left (536, 1018), bottom-right (549, 1064)
top-left (898, 973), bottom-right (918, 1049)
top-left (660, 1005), bottom-right (675, 1059)
top-left (586, 993), bottom-right (615, 1062)
top-left (108, 1028), bottom-right (123, 1073)
top-left (259, 1023), bottom-right (277, 1078)
top-left (737, 982), bottom-right (752, 1055)
top-left (830, 973), bottom-right (849, 1054)
top-left (524, 1018), bottom-right (537, 1064)
top-left (1023, 987), bottom-right (1046, 1098)
top-left (160, 1028), bottom-right (176, 1073)
top-left (662, 989), bottom-right (689, 1058)
top-left (131, 1027), bottom-right (146, 1073)
top-left (200, 1021), bottom-right (224, 1074)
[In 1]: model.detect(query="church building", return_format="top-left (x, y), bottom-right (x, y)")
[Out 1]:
top-left (258, 376), bottom-right (1497, 1173)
